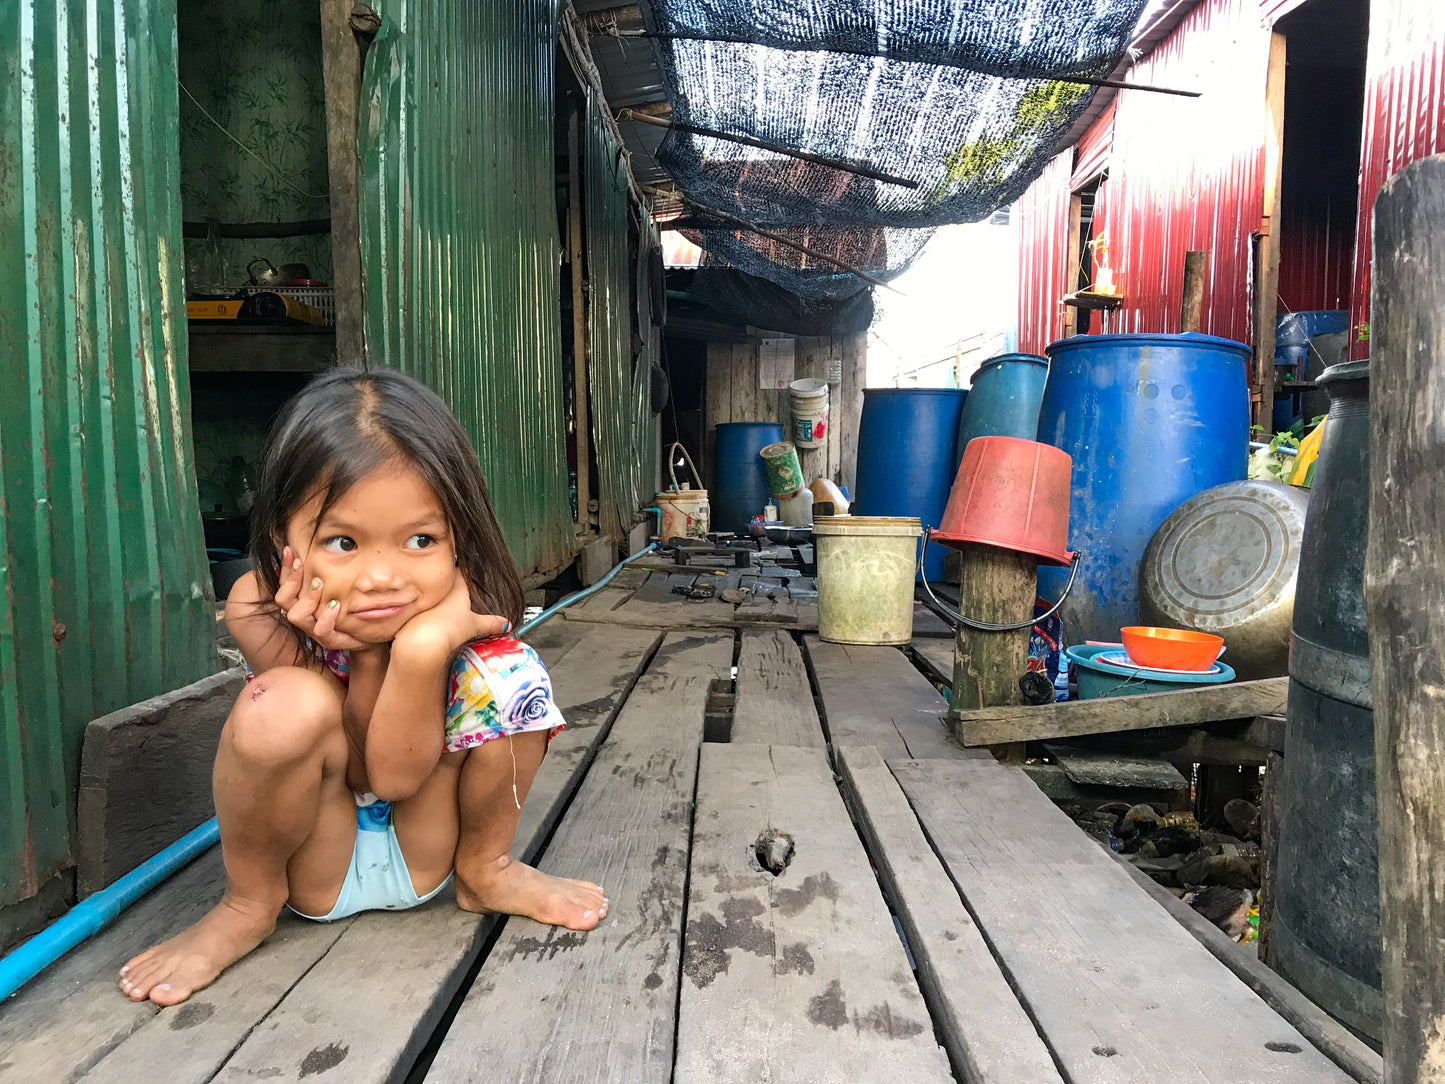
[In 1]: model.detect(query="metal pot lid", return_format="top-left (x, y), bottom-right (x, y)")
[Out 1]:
top-left (1140, 480), bottom-right (1310, 626)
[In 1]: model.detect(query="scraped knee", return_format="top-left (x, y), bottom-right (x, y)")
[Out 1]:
top-left (225, 666), bottom-right (343, 768)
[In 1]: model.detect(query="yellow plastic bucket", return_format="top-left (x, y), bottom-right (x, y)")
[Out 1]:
top-left (813, 515), bottom-right (922, 644)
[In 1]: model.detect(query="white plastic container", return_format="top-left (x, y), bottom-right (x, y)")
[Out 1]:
top-left (789, 378), bottom-right (829, 449)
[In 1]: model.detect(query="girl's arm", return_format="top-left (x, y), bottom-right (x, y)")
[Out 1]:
top-left (362, 638), bottom-right (451, 801)
top-left (225, 570), bottom-right (315, 675)
top-left (363, 572), bottom-right (509, 801)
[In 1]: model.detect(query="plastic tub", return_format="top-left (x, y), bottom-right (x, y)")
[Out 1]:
top-left (790, 378), bottom-right (829, 449)
top-left (1066, 644), bottom-right (1236, 700)
top-left (813, 515), bottom-right (922, 645)
top-left (932, 436), bottom-right (1073, 566)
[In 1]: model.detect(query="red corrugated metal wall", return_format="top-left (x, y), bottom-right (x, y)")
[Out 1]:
top-left (1016, 0), bottom-right (1272, 350)
top-left (1349, 0), bottom-right (1445, 357)
top-left (1016, 151), bottom-right (1074, 353)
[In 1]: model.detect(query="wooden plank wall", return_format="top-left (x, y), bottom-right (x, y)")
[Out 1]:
top-left (703, 334), bottom-right (866, 495)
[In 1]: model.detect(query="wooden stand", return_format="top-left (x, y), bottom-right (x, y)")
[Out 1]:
top-left (948, 543), bottom-right (1036, 762)
top-left (1364, 152), bottom-right (1445, 1083)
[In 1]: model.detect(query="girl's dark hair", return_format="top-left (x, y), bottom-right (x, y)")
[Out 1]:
top-left (249, 369), bottom-right (524, 650)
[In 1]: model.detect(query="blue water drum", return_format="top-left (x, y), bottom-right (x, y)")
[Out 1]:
top-left (853, 388), bottom-right (968, 582)
top-left (1037, 333), bottom-right (1251, 644)
top-left (956, 353), bottom-right (1049, 459)
top-left (712, 421), bottom-right (785, 534)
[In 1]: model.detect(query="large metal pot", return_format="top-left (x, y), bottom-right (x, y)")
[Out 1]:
top-left (1138, 480), bottom-right (1310, 680)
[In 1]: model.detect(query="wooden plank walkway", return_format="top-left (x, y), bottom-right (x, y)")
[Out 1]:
top-left (0, 597), bottom-right (1370, 1084)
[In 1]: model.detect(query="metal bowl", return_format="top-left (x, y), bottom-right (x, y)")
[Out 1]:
top-left (1138, 480), bottom-right (1309, 681)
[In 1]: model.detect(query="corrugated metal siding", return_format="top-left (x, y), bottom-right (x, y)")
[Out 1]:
top-left (357, 1), bottom-right (576, 577)
top-left (1016, 0), bottom-right (1271, 349)
top-left (1016, 152), bottom-right (1074, 353)
top-left (1071, 98), bottom-right (1115, 189)
top-left (0, 0), bottom-right (216, 907)
top-left (1349, 0), bottom-right (1445, 357)
top-left (585, 91), bottom-right (653, 540)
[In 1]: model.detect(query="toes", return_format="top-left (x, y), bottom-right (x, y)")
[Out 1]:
top-left (150, 982), bottom-right (190, 1007)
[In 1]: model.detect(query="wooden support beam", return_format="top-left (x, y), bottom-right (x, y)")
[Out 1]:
top-left (319, 0), bottom-right (367, 366)
top-left (951, 676), bottom-right (1289, 747)
top-left (1180, 249), bottom-right (1208, 332)
top-left (1365, 151), bottom-right (1445, 1084)
top-left (1252, 32), bottom-right (1287, 428)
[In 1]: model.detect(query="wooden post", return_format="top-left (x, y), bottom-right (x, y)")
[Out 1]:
top-left (567, 100), bottom-right (591, 531)
top-left (320, 0), bottom-right (368, 366)
top-left (948, 543), bottom-right (1036, 762)
top-left (1257, 750), bottom-right (1282, 965)
top-left (1365, 152), bottom-right (1445, 1083)
top-left (1064, 193), bottom-right (1084, 337)
top-left (1252, 32), bottom-right (1287, 429)
top-left (1179, 249), bottom-right (1209, 333)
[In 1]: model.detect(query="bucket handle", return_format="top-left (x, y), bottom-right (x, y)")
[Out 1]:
top-left (667, 441), bottom-right (703, 492)
top-left (918, 528), bottom-right (1084, 633)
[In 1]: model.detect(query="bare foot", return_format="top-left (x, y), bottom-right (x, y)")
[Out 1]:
top-left (455, 854), bottom-right (609, 930)
top-left (118, 895), bottom-right (278, 1006)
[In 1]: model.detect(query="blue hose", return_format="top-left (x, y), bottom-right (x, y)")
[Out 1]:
top-left (0, 541), bottom-right (659, 1001)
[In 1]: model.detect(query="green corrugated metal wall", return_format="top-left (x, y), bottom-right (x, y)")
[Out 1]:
top-left (357, 2), bottom-right (576, 578)
top-left (585, 92), bottom-right (654, 541)
top-left (0, 0), bottom-right (216, 908)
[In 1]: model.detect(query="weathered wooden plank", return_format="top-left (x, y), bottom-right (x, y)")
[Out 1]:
top-left (1366, 154), bottom-right (1445, 1083)
top-left (1044, 744), bottom-right (1190, 791)
top-left (1109, 850), bottom-right (1383, 1084)
top-left (910, 637), bottom-right (954, 688)
top-left (912, 601), bottom-right (954, 638)
top-left (804, 636), bottom-right (981, 762)
top-left (212, 625), bottom-right (662, 1084)
top-left (731, 630), bottom-right (825, 748)
top-left (893, 757), bottom-right (1353, 1083)
top-left (676, 744), bottom-right (952, 1083)
top-left (953, 677), bottom-right (1290, 747)
top-left (0, 851), bottom-right (353, 1084)
top-left (425, 632), bottom-right (733, 1083)
top-left (836, 746), bottom-right (1063, 1084)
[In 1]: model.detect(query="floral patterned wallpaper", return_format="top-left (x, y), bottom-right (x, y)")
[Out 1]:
top-left (177, 0), bottom-right (332, 290)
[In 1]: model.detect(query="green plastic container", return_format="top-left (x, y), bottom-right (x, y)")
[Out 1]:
top-left (1066, 644), bottom-right (1236, 699)
top-left (814, 515), bottom-right (922, 644)
top-left (759, 440), bottom-right (805, 497)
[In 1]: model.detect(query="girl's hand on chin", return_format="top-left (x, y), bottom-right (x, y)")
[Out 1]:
top-left (274, 545), bottom-right (369, 652)
top-left (392, 569), bottom-right (510, 660)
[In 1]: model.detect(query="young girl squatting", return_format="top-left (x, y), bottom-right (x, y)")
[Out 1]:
top-left (119, 370), bottom-right (608, 1006)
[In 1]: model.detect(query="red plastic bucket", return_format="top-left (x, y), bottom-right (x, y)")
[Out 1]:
top-left (932, 436), bottom-right (1073, 566)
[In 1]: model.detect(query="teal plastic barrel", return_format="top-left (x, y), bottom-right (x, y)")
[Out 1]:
top-left (712, 422), bottom-right (785, 534)
top-left (956, 353), bottom-right (1049, 459)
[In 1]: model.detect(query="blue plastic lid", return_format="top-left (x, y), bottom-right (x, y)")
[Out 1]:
top-left (1045, 332), bottom-right (1251, 359)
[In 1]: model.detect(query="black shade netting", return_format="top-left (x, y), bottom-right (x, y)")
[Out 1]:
top-left (680, 222), bottom-right (935, 299)
top-left (686, 266), bottom-right (876, 335)
top-left (637, 0), bottom-right (1149, 294)
top-left (645, 0), bottom-right (1151, 78)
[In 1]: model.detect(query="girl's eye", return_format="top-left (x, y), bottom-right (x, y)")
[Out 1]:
top-left (321, 536), bottom-right (357, 554)
top-left (405, 534), bottom-right (436, 550)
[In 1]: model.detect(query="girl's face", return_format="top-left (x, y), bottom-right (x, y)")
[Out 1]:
top-left (285, 462), bottom-right (459, 645)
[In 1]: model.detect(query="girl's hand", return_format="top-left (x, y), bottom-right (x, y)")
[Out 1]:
top-left (274, 545), bottom-right (368, 652)
top-left (392, 569), bottom-right (510, 661)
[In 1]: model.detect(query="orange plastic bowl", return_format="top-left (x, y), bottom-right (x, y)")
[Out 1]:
top-left (1120, 626), bottom-right (1225, 671)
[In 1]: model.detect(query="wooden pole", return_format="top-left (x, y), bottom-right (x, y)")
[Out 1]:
top-left (1179, 249), bottom-right (1209, 333)
top-left (1365, 152), bottom-right (1445, 1084)
top-left (948, 543), bottom-right (1037, 763)
top-left (567, 101), bottom-right (591, 532)
top-left (1253, 32), bottom-right (1287, 429)
top-left (319, 0), bottom-right (367, 366)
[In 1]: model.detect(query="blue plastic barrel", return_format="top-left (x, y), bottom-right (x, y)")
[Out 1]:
top-left (1037, 333), bottom-right (1251, 644)
top-left (853, 388), bottom-right (968, 582)
top-left (712, 422), bottom-right (785, 534)
top-left (957, 353), bottom-right (1049, 459)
